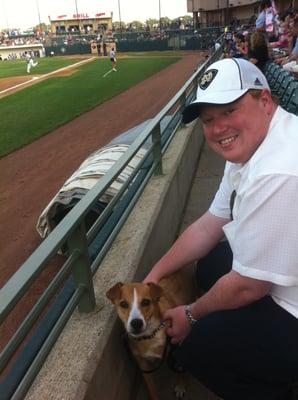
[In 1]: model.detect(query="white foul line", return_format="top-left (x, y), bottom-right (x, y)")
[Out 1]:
top-left (0, 57), bottom-right (95, 96)
top-left (102, 68), bottom-right (113, 77)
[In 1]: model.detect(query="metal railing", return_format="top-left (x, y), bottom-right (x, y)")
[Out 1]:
top-left (0, 45), bottom-right (223, 399)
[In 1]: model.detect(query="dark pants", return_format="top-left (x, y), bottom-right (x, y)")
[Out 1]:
top-left (175, 241), bottom-right (298, 400)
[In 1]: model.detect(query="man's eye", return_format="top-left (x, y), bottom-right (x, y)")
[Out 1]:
top-left (120, 300), bottom-right (129, 308)
top-left (225, 109), bottom-right (235, 116)
top-left (141, 299), bottom-right (151, 307)
top-left (202, 118), bottom-right (212, 125)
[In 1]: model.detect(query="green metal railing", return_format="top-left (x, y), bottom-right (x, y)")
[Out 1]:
top-left (0, 45), bottom-right (223, 399)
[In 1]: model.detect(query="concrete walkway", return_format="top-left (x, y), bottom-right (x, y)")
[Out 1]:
top-left (180, 140), bottom-right (225, 234)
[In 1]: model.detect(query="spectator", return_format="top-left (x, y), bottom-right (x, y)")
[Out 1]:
top-left (144, 57), bottom-right (298, 400)
top-left (256, 0), bottom-right (279, 41)
top-left (275, 17), bottom-right (298, 74)
top-left (233, 32), bottom-right (248, 58)
top-left (248, 31), bottom-right (270, 71)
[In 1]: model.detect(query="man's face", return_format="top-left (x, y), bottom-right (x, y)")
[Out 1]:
top-left (200, 91), bottom-right (274, 163)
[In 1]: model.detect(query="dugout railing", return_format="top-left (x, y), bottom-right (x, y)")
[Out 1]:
top-left (0, 44), bottom-right (224, 399)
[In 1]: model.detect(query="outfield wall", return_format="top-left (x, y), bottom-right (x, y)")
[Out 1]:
top-left (25, 119), bottom-right (204, 400)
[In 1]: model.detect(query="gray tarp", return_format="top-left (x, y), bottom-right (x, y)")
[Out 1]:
top-left (36, 119), bottom-right (154, 238)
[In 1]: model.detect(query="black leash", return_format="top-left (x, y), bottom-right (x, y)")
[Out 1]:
top-left (166, 343), bottom-right (186, 373)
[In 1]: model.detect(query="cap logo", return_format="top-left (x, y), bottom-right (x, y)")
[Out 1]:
top-left (199, 69), bottom-right (218, 90)
top-left (254, 78), bottom-right (263, 86)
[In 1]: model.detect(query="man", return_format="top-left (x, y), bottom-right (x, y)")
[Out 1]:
top-left (109, 47), bottom-right (117, 72)
top-left (24, 51), bottom-right (38, 74)
top-left (144, 58), bottom-right (298, 400)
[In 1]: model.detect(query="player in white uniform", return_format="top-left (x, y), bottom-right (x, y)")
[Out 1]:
top-left (109, 48), bottom-right (117, 71)
top-left (25, 52), bottom-right (38, 74)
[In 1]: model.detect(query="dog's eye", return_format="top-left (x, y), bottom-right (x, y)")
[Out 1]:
top-left (141, 299), bottom-right (151, 307)
top-left (120, 300), bottom-right (129, 308)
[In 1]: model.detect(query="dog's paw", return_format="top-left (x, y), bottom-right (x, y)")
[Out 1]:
top-left (174, 382), bottom-right (186, 398)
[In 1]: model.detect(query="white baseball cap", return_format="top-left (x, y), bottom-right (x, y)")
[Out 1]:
top-left (182, 58), bottom-right (270, 124)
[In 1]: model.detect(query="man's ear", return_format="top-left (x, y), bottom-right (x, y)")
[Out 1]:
top-left (147, 282), bottom-right (163, 302)
top-left (260, 89), bottom-right (273, 111)
top-left (106, 282), bottom-right (123, 302)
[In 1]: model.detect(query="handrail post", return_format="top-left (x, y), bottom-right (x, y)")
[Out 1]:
top-left (67, 223), bottom-right (96, 313)
top-left (180, 91), bottom-right (186, 109)
top-left (152, 123), bottom-right (163, 175)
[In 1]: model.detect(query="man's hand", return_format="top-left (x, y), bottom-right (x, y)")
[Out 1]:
top-left (163, 305), bottom-right (192, 344)
top-left (143, 271), bottom-right (159, 285)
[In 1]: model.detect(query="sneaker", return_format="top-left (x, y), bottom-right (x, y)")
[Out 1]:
top-left (113, 68), bottom-right (117, 71)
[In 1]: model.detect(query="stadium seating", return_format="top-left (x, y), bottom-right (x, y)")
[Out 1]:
top-left (285, 85), bottom-right (298, 115)
top-left (271, 69), bottom-right (293, 96)
top-left (265, 63), bottom-right (280, 84)
top-left (276, 73), bottom-right (295, 99)
top-left (279, 80), bottom-right (298, 111)
top-left (263, 62), bottom-right (298, 115)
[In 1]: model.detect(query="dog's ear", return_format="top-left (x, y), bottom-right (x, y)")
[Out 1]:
top-left (106, 282), bottom-right (123, 302)
top-left (147, 282), bottom-right (163, 302)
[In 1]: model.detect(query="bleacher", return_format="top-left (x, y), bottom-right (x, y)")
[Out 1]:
top-left (264, 62), bottom-right (298, 115)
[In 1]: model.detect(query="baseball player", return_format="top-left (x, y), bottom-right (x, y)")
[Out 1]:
top-left (109, 48), bottom-right (117, 71)
top-left (25, 51), bottom-right (38, 74)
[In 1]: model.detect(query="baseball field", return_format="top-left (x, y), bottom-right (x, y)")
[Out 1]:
top-left (0, 54), bottom-right (181, 157)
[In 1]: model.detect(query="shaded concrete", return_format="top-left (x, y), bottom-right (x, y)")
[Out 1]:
top-left (180, 142), bottom-right (225, 233)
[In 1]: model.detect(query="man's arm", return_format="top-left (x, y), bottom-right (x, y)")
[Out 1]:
top-left (165, 271), bottom-right (272, 344)
top-left (144, 211), bottom-right (229, 284)
top-left (191, 270), bottom-right (272, 317)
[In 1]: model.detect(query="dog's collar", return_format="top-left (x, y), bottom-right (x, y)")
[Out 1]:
top-left (129, 321), bottom-right (167, 341)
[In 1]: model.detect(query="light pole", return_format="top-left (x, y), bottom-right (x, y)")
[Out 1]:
top-left (118, 0), bottom-right (122, 36)
top-left (35, 0), bottom-right (42, 31)
top-left (74, 0), bottom-right (80, 33)
top-left (74, 0), bottom-right (79, 16)
top-left (158, 0), bottom-right (161, 33)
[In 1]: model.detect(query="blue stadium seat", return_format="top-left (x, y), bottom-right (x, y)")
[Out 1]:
top-left (263, 61), bottom-right (274, 76)
top-left (266, 63), bottom-right (280, 84)
top-left (280, 80), bottom-right (298, 111)
top-left (268, 65), bottom-right (283, 88)
top-left (276, 73), bottom-right (295, 99)
top-left (285, 86), bottom-right (298, 115)
top-left (272, 69), bottom-right (292, 96)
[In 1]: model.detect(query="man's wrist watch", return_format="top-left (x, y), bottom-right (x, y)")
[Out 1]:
top-left (184, 304), bottom-right (197, 326)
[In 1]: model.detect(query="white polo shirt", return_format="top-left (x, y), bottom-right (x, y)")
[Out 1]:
top-left (209, 106), bottom-right (298, 317)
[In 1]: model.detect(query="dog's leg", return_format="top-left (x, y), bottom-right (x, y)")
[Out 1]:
top-left (173, 373), bottom-right (187, 398)
top-left (142, 373), bottom-right (160, 400)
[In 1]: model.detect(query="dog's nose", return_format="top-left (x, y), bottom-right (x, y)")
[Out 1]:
top-left (130, 318), bottom-right (143, 333)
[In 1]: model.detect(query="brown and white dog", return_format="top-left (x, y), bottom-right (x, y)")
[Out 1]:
top-left (106, 270), bottom-right (195, 399)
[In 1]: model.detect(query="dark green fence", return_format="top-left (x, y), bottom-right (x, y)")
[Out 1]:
top-left (44, 27), bottom-right (221, 55)
top-left (45, 43), bottom-right (91, 56)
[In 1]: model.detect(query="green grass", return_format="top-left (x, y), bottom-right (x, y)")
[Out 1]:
top-left (0, 56), bottom-right (179, 157)
top-left (0, 57), bottom-right (83, 78)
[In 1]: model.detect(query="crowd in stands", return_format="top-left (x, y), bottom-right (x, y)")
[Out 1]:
top-left (0, 30), bottom-right (44, 46)
top-left (221, 1), bottom-right (298, 78)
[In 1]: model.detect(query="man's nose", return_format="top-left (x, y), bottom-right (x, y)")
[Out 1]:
top-left (212, 118), bottom-right (228, 135)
